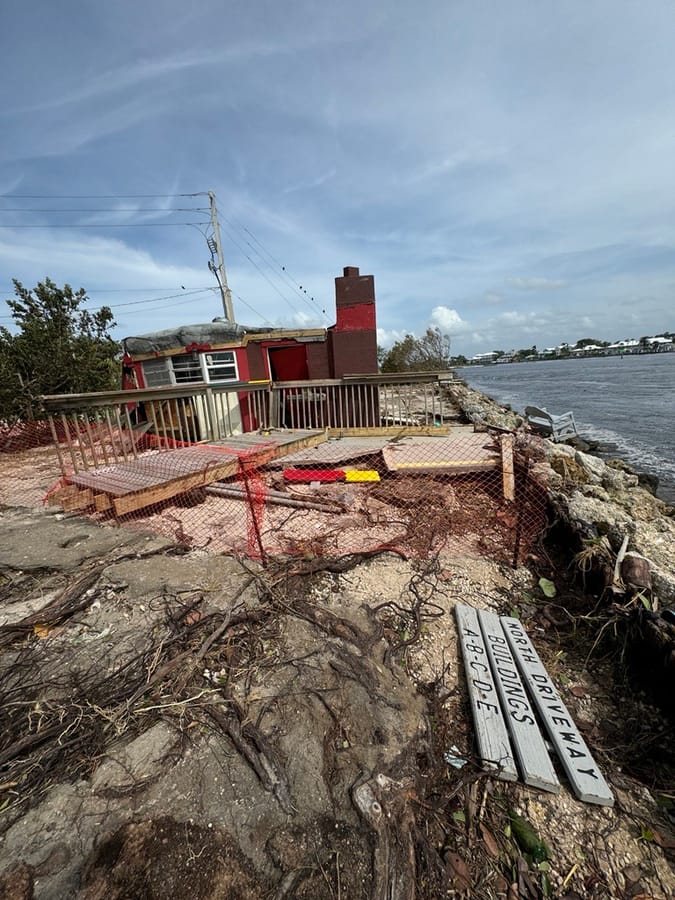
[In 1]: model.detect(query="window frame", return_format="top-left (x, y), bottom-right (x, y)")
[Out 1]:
top-left (202, 350), bottom-right (238, 384)
top-left (141, 350), bottom-right (239, 387)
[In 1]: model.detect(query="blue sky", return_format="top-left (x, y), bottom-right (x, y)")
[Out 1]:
top-left (1, 0), bottom-right (675, 357)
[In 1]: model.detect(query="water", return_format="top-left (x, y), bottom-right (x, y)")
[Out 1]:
top-left (461, 354), bottom-right (675, 503)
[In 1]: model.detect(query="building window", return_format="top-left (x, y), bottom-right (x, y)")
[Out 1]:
top-left (141, 351), bottom-right (238, 387)
top-left (203, 351), bottom-right (238, 383)
top-left (171, 354), bottom-right (203, 383)
top-left (142, 357), bottom-right (172, 387)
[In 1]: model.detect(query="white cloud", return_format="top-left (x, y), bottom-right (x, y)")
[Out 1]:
top-left (430, 306), bottom-right (468, 333)
top-left (377, 327), bottom-right (407, 348)
top-left (484, 291), bottom-right (503, 305)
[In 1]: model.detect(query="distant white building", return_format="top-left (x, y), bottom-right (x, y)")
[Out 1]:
top-left (648, 336), bottom-right (674, 351)
top-left (571, 344), bottom-right (604, 353)
top-left (607, 339), bottom-right (639, 351)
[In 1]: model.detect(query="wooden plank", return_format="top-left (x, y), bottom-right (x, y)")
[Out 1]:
top-left (455, 604), bottom-right (518, 781)
top-left (501, 616), bottom-right (614, 807)
top-left (501, 434), bottom-right (515, 502)
top-left (386, 459), bottom-right (498, 474)
top-left (45, 484), bottom-right (79, 506)
top-left (94, 493), bottom-right (113, 512)
top-left (327, 426), bottom-right (453, 437)
top-left (112, 458), bottom-right (241, 516)
top-left (478, 610), bottom-right (559, 793)
top-left (61, 489), bottom-right (95, 512)
top-left (215, 429), bottom-right (327, 456)
top-left (69, 431), bottom-right (328, 516)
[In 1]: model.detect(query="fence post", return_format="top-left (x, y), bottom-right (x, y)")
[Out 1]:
top-left (204, 387), bottom-right (220, 441)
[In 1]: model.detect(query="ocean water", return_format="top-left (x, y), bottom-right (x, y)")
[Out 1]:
top-left (460, 353), bottom-right (675, 503)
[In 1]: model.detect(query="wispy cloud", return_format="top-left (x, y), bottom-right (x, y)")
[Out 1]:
top-left (282, 169), bottom-right (337, 195)
top-left (507, 277), bottom-right (566, 291)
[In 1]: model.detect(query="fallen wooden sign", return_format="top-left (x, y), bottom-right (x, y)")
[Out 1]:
top-left (501, 616), bottom-right (614, 807)
top-left (455, 605), bottom-right (518, 781)
top-left (456, 606), bottom-right (613, 806)
top-left (478, 610), bottom-right (559, 793)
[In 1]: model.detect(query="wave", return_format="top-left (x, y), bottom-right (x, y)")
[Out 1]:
top-left (577, 421), bottom-right (675, 499)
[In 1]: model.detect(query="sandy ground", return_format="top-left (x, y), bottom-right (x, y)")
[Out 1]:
top-left (0, 506), bottom-right (672, 899)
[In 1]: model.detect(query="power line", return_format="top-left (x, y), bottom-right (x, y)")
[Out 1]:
top-left (0, 288), bottom-right (215, 319)
top-left (1, 286), bottom-right (208, 293)
top-left (231, 291), bottom-right (273, 326)
top-left (95, 288), bottom-right (214, 311)
top-left (219, 221), bottom-right (304, 318)
top-left (0, 193), bottom-right (206, 199)
top-left (239, 222), bottom-right (328, 319)
top-left (218, 211), bottom-right (327, 320)
top-left (0, 207), bottom-right (209, 213)
top-left (0, 222), bottom-right (211, 228)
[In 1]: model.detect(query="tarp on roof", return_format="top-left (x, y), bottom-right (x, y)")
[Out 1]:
top-left (123, 321), bottom-right (281, 355)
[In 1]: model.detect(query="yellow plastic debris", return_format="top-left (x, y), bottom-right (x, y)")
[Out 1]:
top-left (344, 469), bottom-right (380, 483)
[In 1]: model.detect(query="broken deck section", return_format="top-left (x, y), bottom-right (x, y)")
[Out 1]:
top-left (49, 430), bottom-right (326, 516)
top-left (383, 433), bottom-right (499, 475)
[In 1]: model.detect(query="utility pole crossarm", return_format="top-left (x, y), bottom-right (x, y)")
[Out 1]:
top-left (208, 191), bottom-right (235, 323)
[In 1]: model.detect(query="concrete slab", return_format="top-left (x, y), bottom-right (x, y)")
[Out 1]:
top-left (0, 507), bottom-right (169, 571)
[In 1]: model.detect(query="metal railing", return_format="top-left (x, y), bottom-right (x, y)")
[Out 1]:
top-left (42, 372), bottom-right (456, 474)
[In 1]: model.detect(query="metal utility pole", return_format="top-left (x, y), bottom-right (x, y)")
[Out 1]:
top-left (207, 191), bottom-right (235, 323)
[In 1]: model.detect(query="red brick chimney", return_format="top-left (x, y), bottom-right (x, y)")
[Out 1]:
top-left (330, 266), bottom-right (378, 376)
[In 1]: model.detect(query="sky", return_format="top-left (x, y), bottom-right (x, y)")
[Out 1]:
top-left (1, 0), bottom-right (675, 358)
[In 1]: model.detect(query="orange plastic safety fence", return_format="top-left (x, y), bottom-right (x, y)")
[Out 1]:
top-left (0, 418), bottom-right (551, 567)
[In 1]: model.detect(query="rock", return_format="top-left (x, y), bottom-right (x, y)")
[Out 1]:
top-left (602, 467), bottom-right (633, 494)
top-left (581, 484), bottom-right (611, 503)
top-left (575, 450), bottom-right (606, 483)
top-left (638, 471), bottom-right (660, 495)
top-left (565, 492), bottom-right (633, 537)
top-left (91, 722), bottom-right (179, 792)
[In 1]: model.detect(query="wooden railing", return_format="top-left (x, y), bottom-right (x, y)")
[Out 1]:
top-left (42, 381), bottom-right (270, 473)
top-left (42, 372), bottom-right (455, 474)
top-left (270, 372), bottom-right (455, 430)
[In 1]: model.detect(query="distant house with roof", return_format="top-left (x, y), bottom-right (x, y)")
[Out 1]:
top-left (647, 336), bottom-right (674, 351)
top-left (607, 339), bottom-right (640, 355)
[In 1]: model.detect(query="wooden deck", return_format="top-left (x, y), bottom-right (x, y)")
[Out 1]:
top-left (382, 433), bottom-right (499, 474)
top-left (50, 430), bottom-right (326, 516)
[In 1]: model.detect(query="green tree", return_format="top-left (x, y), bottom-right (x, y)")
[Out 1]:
top-left (575, 337), bottom-right (607, 348)
top-left (0, 279), bottom-right (119, 421)
top-left (380, 327), bottom-right (451, 373)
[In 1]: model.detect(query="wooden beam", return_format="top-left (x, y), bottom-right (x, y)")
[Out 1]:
top-left (501, 616), bottom-right (614, 807)
top-left (478, 610), bottom-right (559, 793)
top-left (327, 425), bottom-right (458, 437)
top-left (61, 489), bottom-right (95, 512)
top-left (45, 484), bottom-right (79, 507)
top-left (94, 493), bottom-right (113, 512)
top-left (455, 604), bottom-right (518, 781)
top-left (501, 434), bottom-right (515, 501)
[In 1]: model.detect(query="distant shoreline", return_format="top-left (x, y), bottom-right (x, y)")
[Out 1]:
top-left (457, 347), bottom-right (674, 367)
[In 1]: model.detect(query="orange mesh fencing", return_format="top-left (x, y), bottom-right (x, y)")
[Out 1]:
top-left (0, 417), bottom-right (551, 568)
